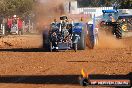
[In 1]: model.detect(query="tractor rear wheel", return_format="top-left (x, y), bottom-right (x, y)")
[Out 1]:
top-left (77, 29), bottom-right (86, 50)
top-left (115, 24), bottom-right (122, 39)
top-left (88, 35), bottom-right (94, 49)
top-left (43, 30), bottom-right (50, 51)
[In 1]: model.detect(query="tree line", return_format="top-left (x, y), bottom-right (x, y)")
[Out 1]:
top-left (0, 0), bottom-right (34, 18)
top-left (77, 0), bottom-right (132, 9)
top-left (0, 0), bottom-right (131, 18)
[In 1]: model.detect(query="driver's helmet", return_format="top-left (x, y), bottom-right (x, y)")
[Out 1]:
top-left (80, 17), bottom-right (83, 21)
top-left (60, 15), bottom-right (68, 21)
top-left (108, 14), bottom-right (112, 17)
top-left (54, 18), bottom-right (57, 22)
top-left (122, 18), bottom-right (126, 22)
top-left (13, 15), bottom-right (17, 18)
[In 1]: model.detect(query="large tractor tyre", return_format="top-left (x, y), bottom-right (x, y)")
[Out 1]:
top-left (115, 24), bottom-right (122, 39)
top-left (86, 27), bottom-right (94, 49)
top-left (77, 29), bottom-right (86, 50)
top-left (43, 30), bottom-right (50, 50)
top-left (88, 35), bottom-right (94, 49)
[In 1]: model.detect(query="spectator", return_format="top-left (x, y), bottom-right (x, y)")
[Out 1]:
top-left (18, 18), bottom-right (23, 30)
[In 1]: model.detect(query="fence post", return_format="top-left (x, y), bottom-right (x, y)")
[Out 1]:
top-left (31, 22), bottom-right (33, 32)
top-left (1, 24), bottom-right (2, 30)
top-left (22, 21), bottom-right (25, 33)
top-left (16, 20), bottom-right (19, 34)
top-left (29, 20), bottom-right (31, 32)
top-left (2, 25), bottom-right (5, 35)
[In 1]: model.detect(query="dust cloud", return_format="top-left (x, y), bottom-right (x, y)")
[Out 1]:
top-left (34, 0), bottom-right (67, 31)
top-left (34, 0), bottom-right (126, 49)
top-left (97, 29), bottom-right (126, 49)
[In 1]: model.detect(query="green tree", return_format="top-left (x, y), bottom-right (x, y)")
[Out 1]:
top-left (119, 0), bottom-right (132, 9)
top-left (0, 0), bottom-right (34, 17)
top-left (77, 0), bottom-right (132, 8)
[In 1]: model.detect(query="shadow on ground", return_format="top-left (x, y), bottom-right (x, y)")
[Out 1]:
top-left (0, 75), bottom-right (80, 85)
top-left (0, 48), bottom-right (48, 52)
top-left (0, 48), bottom-right (74, 52)
top-left (0, 73), bottom-right (131, 87)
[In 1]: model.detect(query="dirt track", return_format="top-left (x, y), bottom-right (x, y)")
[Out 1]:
top-left (0, 34), bottom-right (131, 88)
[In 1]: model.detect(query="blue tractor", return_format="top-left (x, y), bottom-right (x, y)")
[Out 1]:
top-left (43, 16), bottom-right (87, 52)
top-left (100, 9), bottom-right (132, 38)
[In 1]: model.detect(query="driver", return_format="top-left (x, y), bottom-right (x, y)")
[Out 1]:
top-left (109, 14), bottom-right (115, 22)
top-left (52, 18), bottom-right (58, 25)
top-left (60, 16), bottom-right (70, 41)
